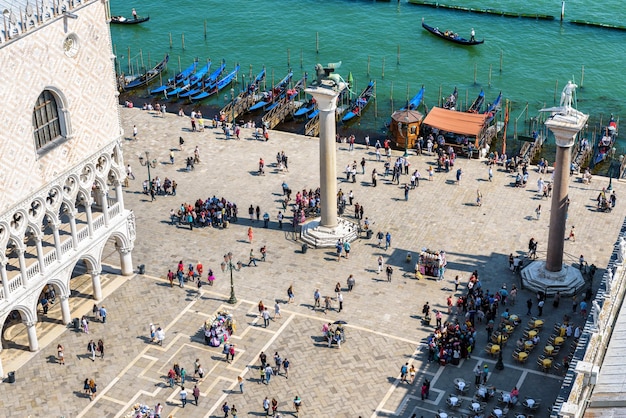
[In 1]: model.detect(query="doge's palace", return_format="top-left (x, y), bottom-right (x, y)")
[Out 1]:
top-left (0, 0), bottom-right (134, 377)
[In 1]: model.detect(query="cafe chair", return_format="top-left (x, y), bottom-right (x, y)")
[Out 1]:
top-left (522, 398), bottom-right (541, 411)
top-left (446, 394), bottom-right (463, 408)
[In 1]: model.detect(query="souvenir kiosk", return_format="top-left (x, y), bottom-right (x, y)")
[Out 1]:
top-left (203, 310), bottom-right (237, 346)
top-left (418, 249), bottom-right (447, 277)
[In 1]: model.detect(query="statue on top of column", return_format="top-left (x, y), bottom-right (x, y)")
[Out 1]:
top-left (312, 61), bottom-right (344, 91)
top-left (560, 80), bottom-right (578, 108)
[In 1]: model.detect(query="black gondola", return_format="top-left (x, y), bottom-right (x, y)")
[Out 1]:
top-left (120, 54), bottom-right (169, 91)
top-left (110, 15), bottom-right (150, 25)
top-left (421, 19), bottom-right (484, 46)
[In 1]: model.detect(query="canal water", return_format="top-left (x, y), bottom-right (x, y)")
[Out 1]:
top-left (111, 0), bottom-right (626, 151)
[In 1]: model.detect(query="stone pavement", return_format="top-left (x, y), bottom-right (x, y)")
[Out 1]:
top-left (0, 106), bottom-right (624, 418)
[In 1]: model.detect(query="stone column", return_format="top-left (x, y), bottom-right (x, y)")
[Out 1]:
top-left (90, 269), bottom-right (103, 301)
top-left (544, 111), bottom-right (589, 272)
top-left (120, 247), bottom-right (134, 276)
top-left (24, 320), bottom-right (39, 351)
top-left (84, 199), bottom-right (94, 237)
top-left (60, 294), bottom-right (72, 325)
top-left (306, 87), bottom-right (340, 229)
top-left (17, 248), bottom-right (27, 285)
top-left (51, 221), bottom-right (62, 261)
top-left (34, 235), bottom-right (45, 274)
top-left (68, 209), bottom-right (78, 249)
top-left (1, 262), bottom-right (9, 299)
top-left (97, 189), bottom-right (110, 227)
top-left (114, 181), bottom-right (125, 210)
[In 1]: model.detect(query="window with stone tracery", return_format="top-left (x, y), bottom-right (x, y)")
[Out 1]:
top-left (33, 90), bottom-right (63, 153)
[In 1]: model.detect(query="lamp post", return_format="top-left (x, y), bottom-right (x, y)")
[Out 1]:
top-left (138, 151), bottom-right (157, 184)
top-left (607, 147), bottom-right (620, 191)
top-left (402, 115), bottom-right (410, 157)
top-left (231, 87), bottom-right (236, 126)
top-left (220, 252), bottom-right (241, 304)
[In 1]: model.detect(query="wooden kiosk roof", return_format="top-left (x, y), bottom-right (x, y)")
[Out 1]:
top-left (422, 107), bottom-right (488, 137)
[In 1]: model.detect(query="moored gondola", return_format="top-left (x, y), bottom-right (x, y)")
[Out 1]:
top-left (110, 15), bottom-right (150, 25)
top-left (120, 54), bottom-right (168, 91)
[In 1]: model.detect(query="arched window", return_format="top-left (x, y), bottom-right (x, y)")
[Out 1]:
top-left (33, 90), bottom-right (64, 153)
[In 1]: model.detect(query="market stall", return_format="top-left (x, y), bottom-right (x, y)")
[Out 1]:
top-left (418, 249), bottom-right (447, 277)
top-left (203, 310), bottom-right (236, 347)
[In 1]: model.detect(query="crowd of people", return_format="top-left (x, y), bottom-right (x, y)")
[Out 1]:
top-left (169, 196), bottom-right (238, 229)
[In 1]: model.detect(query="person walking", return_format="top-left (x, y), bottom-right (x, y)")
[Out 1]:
top-left (97, 339), bottom-right (104, 359)
top-left (264, 365), bottom-right (273, 385)
top-left (99, 305), bottom-right (107, 323)
top-left (262, 308), bottom-right (271, 327)
top-left (87, 339), bottom-right (97, 361)
top-left (313, 288), bottom-right (321, 308)
top-left (385, 232), bottom-right (391, 250)
top-left (386, 265), bottom-right (393, 282)
top-left (400, 362), bottom-right (409, 382)
top-left (179, 387), bottom-right (188, 408)
top-left (537, 298), bottom-right (545, 316)
top-left (248, 248), bottom-right (257, 267)
top-left (535, 204), bottom-right (542, 220)
top-left (222, 401), bottom-right (230, 417)
top-left (263, 397), bottom-right (270, 416)
top-left (238, 375), bottom-right (244, 393)
top-left (89, 379), bottom-right (97, 401)
top-left (283, 358), bottom-right (290, 379)
top-left (456, 167), bottom-right (463, 184)
top-left (474, 364), bottom-right (482, 385)
top-left (156, 327), bottom-right (165, 345)
top-left (526, 298), bottom-right (533, 316)
top-left (287, 285), bottom-right (295, 303)
top-left (488, 165), bottom-right (493, 182)
top-left (347, 274), bottom-right (355, 291)
top-left (293, 395), bottom-right (302, 416)
top-left (274, 301), bottom-right (282, 319)
top-left (337, 292), bottom-right (344, 312)
top-left (377, 255), bottom-right (384, 274)
top-left (476, 189), bottom-right (483, 207)
top-left (57, 344), bottom-right (65, 365)
top-left (192, 385), bottom-right (200, 406)
top-left (248, 227), bottom-right (254, 244)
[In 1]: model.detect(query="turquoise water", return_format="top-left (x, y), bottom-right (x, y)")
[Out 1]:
top-left (111, 0), bottom-right (625, 145)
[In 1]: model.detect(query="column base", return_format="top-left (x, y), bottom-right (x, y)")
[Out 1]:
top-left (521, 260), bottom-right (586, 297)
top-left (300, 217), bottom-right (359, 248)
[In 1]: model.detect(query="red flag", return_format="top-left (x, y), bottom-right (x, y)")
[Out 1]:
top-left (502, 100), bottom-right (510, 155)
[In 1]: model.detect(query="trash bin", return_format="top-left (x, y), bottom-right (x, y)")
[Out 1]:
top-left (366, 229), bottom-right (373, 239)
top-left (7, 371), bottom-right (15, 383)
top-left (301, 244), bottom-right (308, 254)
top-left (73, 317), bottom-right (80, 330)
top-left (138, 264), bottom-right (146, 275)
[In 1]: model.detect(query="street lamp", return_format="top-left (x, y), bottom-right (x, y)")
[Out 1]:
top-left (404, 115), bottom-right (411, 157)
top-left (607, 148), bottom-right (622, 191)
top-left (220, 252), bottom-right (241, 304)
top-left (138, 151), bottom-right (157, 184)
top-left (231, 87), bottom-right (236, 126)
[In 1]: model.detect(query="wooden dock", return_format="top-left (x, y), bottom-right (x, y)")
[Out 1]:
top-left (407, 0), bottom-right (555, 20)
top-left (220, 92), bottom-right (257, 123)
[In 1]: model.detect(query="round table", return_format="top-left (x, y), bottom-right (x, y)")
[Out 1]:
top-left (542, 358), bottom-right (552, 368)
top-left (524, 341), bottom-right (534, 350)
top-left (554, 336), bottom-right (565, 346)
top-left (438, 413), bottom-right (448, 418)
top-left (494, 408), bottom-right (503, 417)
top-left (491, 344), bottom-right (501, 354)
top-left (526, 398), bottom-right (536, 407)
top-left (449, 396), bottom-right (459, 406)
top-left (518, 352), bottom-right (528, 361)
top-left (528, 330), bottom-right (538, 338)
top-left (471, 402), bottom-right (481, 412)
top-left (545, 345), bottom-right (554, 355)
top-left (510, 314), bottom-right (519, 322)
top-left (534, 319), bottom-right (544, 327)
top-left (454, 377), bottom-right (465, 387)
top-left (504, 325), bottom-right (514, 333)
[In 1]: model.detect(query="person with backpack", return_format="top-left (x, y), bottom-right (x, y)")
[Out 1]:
top-left (386, 265), bottom-right (393, 282)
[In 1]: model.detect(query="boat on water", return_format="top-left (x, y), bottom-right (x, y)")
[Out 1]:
top-left (165, 60), bottom-right (213, 98)
top-left (120, 54), bottom-right (168, 91)
top-left (249, 71), bottom-right (294, 111)
top-left (246, 68), bottom-right (266, 96)
top-left (467, 89), bottom-right (485, 113)
top-left (400, 85), bottom-right (425, 111)
top-left (110, 15), bottom-right (150, 25)
top-left (342, 80), bottom-right (375, 123)
top-left (484, 91), bottom-right (502, 123)
top-left (178, 61), bottom-right (226, 99)
top-left (421, 19), bottom-right (484, 46)
top-left (150, 59), bottom-right (199, 94)
top-left (190, 65), bottom-right (240, 101)
top-left (294, 100), bottom-right (317, 118)
top-left (591, 116), bottom-right (618, 166)
top-left (443, 86), bottom-right (458, 109)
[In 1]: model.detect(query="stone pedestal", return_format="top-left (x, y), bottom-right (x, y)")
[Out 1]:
top-left (301, 80), bottom-right (357, 248)
top-left (521, 260), bottom-right (585, 296)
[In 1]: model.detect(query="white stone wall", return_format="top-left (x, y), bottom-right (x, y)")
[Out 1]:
top-left (0, 0), bottom-right (122, 212)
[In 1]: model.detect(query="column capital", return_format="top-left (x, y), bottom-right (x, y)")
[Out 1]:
top-left (88, 268), bottom-right (103, 276)
top-left (60, 294), bottom-right (70, 301)
top-left (119, 246), bottom-right (133, 255)
top-left (23, 320), bottom-right (37, 328)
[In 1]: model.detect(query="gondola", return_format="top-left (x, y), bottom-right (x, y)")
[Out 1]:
top-left (120, 54), bottom-right (168, 91)
top-left (421, 19), bottom-right (484, 46)
top-left (110, 15), bottom-right (150, 25)
top-left (467, 89), bottom-right (485, 113)
top-left (249, 71), bottom-right (293, 111)
top-left (190, 65), bottom-right (240, 101)
top-left (400, 85), bottom-right (425, 111)
top-left (443, 86), bottom-right (458, 109)
top-left (342, 80), bottom-right (375, 123)
top-left (150, 59), bottom-right (199, 95)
